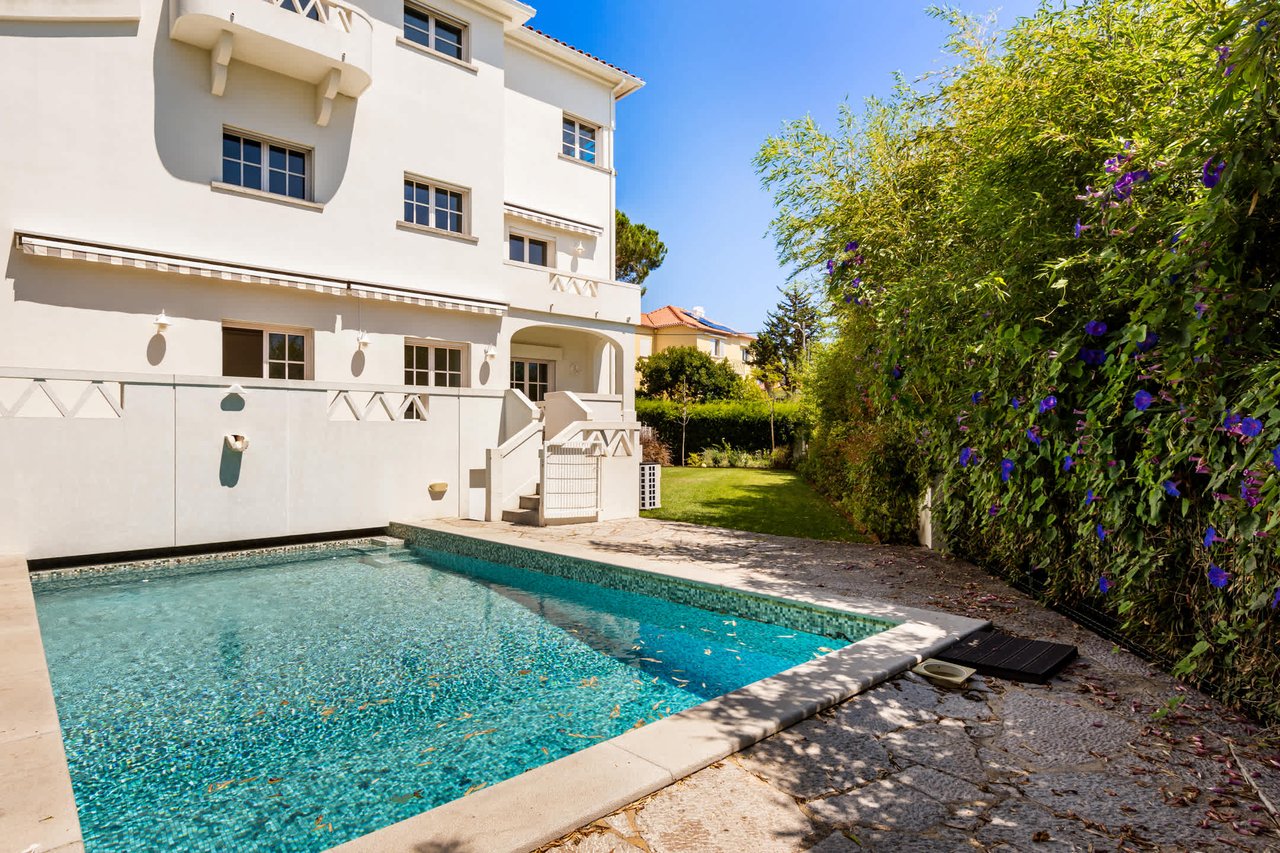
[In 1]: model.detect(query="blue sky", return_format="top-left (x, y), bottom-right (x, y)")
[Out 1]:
top-left (528, 0), bottom-right (1046, 333)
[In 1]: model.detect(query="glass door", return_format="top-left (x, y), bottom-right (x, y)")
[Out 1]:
top-left (510, 359), bottom-right (553, 402)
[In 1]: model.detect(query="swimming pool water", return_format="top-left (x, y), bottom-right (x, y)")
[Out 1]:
top-left (33, 546), bottom-right (863, 852)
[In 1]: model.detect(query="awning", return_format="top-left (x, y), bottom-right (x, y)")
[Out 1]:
top-left (15, 233), bottom-right (508, 317)
top-left (503, 204), bottom-right (603, 237)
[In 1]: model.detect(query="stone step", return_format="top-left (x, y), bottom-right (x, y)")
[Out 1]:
top-left (501, 508), bottom-right (539, 526)
top-left (518, 494), bottom-right (541, 510)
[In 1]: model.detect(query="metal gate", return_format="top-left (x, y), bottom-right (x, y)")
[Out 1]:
top-left (542, 441), bottom-right (599, 520)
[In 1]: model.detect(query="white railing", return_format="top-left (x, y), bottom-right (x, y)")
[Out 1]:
top-left (549, 272), bottom-right (602, 298)
top-left (265, 0), bottom-right (370, 34)
top-left (544, 420), bottom-right (638, 458)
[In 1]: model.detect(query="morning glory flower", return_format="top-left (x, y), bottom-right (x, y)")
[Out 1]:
top-left (1195, 302), bottom-right (1208, 319)
top-left (1272, 445), bottom-right (1280, 469)
top-left (1099, 576), bottom-right (1112, 594)
top-left (1163, 481), bottom-right (1181, 497)
top-left (1096, 523), bottom-right (1107, 541)
top-left (1085, 320), bottom-right (1108, 336)
top-left (972, 391), bottom-right (984, 404)
top-left (1134, 390), bottom-right (1153, 411)
top-left (1202, 158), bottom-right (1226, 189)
top-left (1073, 219), bottom-right (1091, 238)
top-left (1259, 19), bottom-right (1270, 32)
top-left (1272, 587), bottom-right (1280, 609)
top-left (1077, 348), bottom-right (1108, 367)
top-left (845, 241), bottom-right (859, 252)
top-left (892, 365), bottom-right (903, 380)
top-left (1203, 526), bottom-right (1218, 548)
top-left (1208, 564), bottom-right (1229, 589)
top-left (988, 504), bottom-right (1001, 517)
top-left (1039, 396), bottom-right (1057, 414)
top-left (1000, 458), bottom-right (1015, 482)
top-left (1136, 332), bottom-right (1158, 352)
top-left (959, 447), bottom-right (973, 467)
top-left (1011, 397), bottom-right (1021, 410)
top-left (1026, 428), bottom-right (1041, 446)
top-left (1240, 417), bottom-right (1263, 437)
top-left (1063, 456), bottom-right (1074, 471)
top-left (1084, 489), bottom-right (1097, 504)
top-left (1224, 412), bottom-right (1243, 431)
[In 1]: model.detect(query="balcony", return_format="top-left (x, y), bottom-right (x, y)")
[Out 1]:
top-left (170, 0), bottom-right (373, 125)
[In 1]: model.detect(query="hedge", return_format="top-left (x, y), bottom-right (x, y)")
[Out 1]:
top-left (635, 399), bottom-right (811, 461)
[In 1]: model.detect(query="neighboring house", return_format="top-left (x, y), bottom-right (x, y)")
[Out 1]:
top-left (0, 0), bottom-right (645, 559)
top-left (637, 306), bottom-right (755, 380)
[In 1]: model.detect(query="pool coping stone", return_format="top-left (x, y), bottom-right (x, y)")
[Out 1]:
top-left (0, 554), bottom-right (84, 853)
top-left (326, 522), bottom-right (988, 853)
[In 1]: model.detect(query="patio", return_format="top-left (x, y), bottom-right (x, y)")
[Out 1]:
top-left (417, 518), bottom-right (1280, 852)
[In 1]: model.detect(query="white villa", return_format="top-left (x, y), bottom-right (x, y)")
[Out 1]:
top-left (0, 0), bottom-right (644, 560)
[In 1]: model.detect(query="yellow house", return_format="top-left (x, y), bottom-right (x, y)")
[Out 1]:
top-left (637, 305), bottom-right (755, 380)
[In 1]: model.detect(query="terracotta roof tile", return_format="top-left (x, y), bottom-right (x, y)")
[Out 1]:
top-left (640, 305), bottom-right (753, 338)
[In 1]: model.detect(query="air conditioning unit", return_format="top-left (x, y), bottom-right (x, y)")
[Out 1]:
top-left (639, 463), bottom-right (661, 510)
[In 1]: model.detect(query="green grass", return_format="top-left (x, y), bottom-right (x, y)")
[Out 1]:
top-left (641, 467), bottom-right (868, 543)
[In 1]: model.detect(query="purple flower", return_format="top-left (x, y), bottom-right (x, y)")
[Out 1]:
top-left (1202, 158), bottom-right (1226, 189)
top-left (1000, 458), bottom-right (1015, 482)
top-left (1136, 332), bottom-right (1159, 353)
top-left (1077, 348), bottom-right (1108, 367)
top-left (1085, 489), bottom-right (1098, 504)
top-left (1113, 170), bottom-right (1150, 200)
top-left (1272, 445), bottom-right (1280, 469)
top-left (1096, 523), bottom-right (1107, 541)
top-left (1240, 469), bottom-right (1263, 508)
top-left (1134, 390), bottom-right (1153, 411)
top-left (1073, 219), bottom-right (1091, 238)
top-left (959, 447), bottom-right (973, 467)
top-left (843, 293), bottom-right (853, 304)
top-left (826, 259), bottom-right (835, 275)
top-left (1163, 481), bottom-right (1181, 497)
top-left (845, 241), bottom-right (859, 252)
top-left (1099, 576), bottom-right (1113, 594)
top-left (1063, 456), bottom-right (1074, 472)
top-left (1272, 587), bottom-right (1280, 609)
top-left (1194, 302), bottom-right (1208, 319)
top-left (1026, 427), bottom-right (1042, 446)
top-left (1240, 417), bottom-right (1263, 437)
top-left (971, 391), bottom-right (983, 404)
top-left (1085, 320), bottom-right (1108, 336)
top-left (1259, 19), bottom-right (1270, 32)
top-left (988, 504), bottom-right (1000, 517)
top-left (1208, 564), bottom-right (1229, 589)
top-left (1216, 44), bottom-right (1231, 64)
top-left (1039, 396), bottom-right (1057, 414)
top-left (1011, 397), bottom-right (1021, 410)
top-left (891, 365), bottom-right (903, 380)
top-left (1203, 526), bottom-right (1218, 548)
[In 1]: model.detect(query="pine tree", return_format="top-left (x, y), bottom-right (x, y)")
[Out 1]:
top-left (749, 282), bottom-right (825, 394)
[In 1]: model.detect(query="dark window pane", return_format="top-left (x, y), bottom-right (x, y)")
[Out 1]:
top-left (288, 175), bottom-right (305, 199)
top-left (243, 165), bottom-right (262, 190)
top-left (269, 145), bottom-right (286, 170)
top-left (563, 128), bottom-right (576, 145)
top-left (288, 150), bottom-right (305, 174)
top-left (268, 362), bottom-right (285, 380)
top-left (403, 181), bottom-right (414, 201)
top-left (435, 20), bottom-right (463, 58)
top-left (287, 334), bottom-right (305, 361)
top-left (403, 201), bottom-right (413, 222)
top-left (404, 6), bottom-right (431, 45)
top-left (222, 160), bottom-right (241, 185)
top-left (509, 236), bottom-right (524, 262)
top-left (528, 239), bottom-right (547, 266)
top-left (223, 134), bottom-right (240, 159)
top-left (268, 332), bottom-right (285, 360)
top-left (222, 327), bottom-right (262, 378)
top-left (404, 370), bottom-right (414, 385)
top-left (511, 362), bottom-right (524, 383)
top-left (563, 118), bottom-right (575, 134)
top-left (243, 139), bottom-right (262, 165)
top-left (415, 203), bottom-right (430, 224)
top-left (404, 345), bottom-right (414, 369)
top-left (581, 149), bottom-right (596, 164)
top-left (415, 184), bottom-right (430, 205)
top-left (563, 143), bottom-right (576, 157)
top-left (446, 349), bottom-right (460, 371)
top-left (268, 170), bottom-right (286, 195)
top-left (287, 363), bottom-right (304, 380)
top-left (580, 126), bottom-right (596, 143)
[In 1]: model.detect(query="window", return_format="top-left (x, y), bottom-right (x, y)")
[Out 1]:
top-left (222, 326), bottom-right (308, 380)
top-left (405, 342), bottom-right (464, 388)
top-left (710, 338), bottom-right (724, 358)
top-left (508, 234), bottom-right (550, 267)
top-left (403, 5), bottom-right (465, 60)
top-left (403, 177), bottom-right (466, 234)
top-left (510, 359), bottom-right (552, 403)
top-left (562, 117), bottom-right (598, 164)
top-left (222, 132), bottom-right (308, 201)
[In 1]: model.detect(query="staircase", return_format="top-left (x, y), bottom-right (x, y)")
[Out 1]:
top-left (501, 484), bottom-right (541, 526)
top-left (353, 536), bottom-right (417, 567)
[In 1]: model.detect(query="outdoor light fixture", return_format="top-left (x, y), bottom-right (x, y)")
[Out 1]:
top-left (154, 310), bottom-right (171, 332)
top-left (483, 345), bottom-right (497, 361)
top-left (357, 330), bottom-right (370, 349)
top-left (574, 241), bottom-right (585, 256)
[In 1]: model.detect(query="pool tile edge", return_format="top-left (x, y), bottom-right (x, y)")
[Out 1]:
top-left (0, 554), bottom-right (84, 852)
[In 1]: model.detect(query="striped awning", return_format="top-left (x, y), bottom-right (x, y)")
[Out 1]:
top-left (503, 204), bottom-right (603, 237)
top-left (16, 233), bottom-right (508, 317)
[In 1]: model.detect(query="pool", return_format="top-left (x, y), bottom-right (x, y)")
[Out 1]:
top-left (32, 542), bottom-right (891, 852)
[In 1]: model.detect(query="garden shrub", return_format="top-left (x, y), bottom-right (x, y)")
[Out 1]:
top-left (758, 0), bottom-right (1280, 718)
top-left (639, 428), bottom-right (672, 466)
top-left (687, 442), bottom-right (776, 469)
top-left (635, 399), bottom-right (811, 462)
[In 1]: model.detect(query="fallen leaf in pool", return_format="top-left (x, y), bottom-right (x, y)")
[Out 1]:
top-left (458, 712), bottom-right (472, 720)
top-left (465, 783), bottom-right (487, 795)
top-left (516, 669), bottom-right (531, 676)
top-left (610, 705), bottom-right (620, 719)
top-left (632, 720), bottom-right (645, 729)
top-left (463, 729), bottom-right (496, 741)
top-left (638, 657), bottom-right (661, 663)
top-left (268, 778), bottom-right (283, 784)
top-left (389, 790), bottom-right (424, 804)
top-left (579, 677), bottom-right (599, 688)
top-left (319, 708), bottom-right (336, 717)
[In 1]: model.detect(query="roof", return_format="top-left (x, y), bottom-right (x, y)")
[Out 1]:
top-left (640, 306), bottom-right (754, 339)
top-left (521, 26), bottom-right (640, 80)
top-left (510, 26), bottom-right (644, 98)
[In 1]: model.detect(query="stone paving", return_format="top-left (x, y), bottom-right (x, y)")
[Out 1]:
top-left (426, 519), bottom-right (1280, 853)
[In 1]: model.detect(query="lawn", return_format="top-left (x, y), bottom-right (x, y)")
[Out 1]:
top-left (641, 467), bottom-right (867, 543)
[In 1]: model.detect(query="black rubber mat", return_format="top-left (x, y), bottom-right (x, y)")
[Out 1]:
top-left (936, 629), bottom-right (1077, 684)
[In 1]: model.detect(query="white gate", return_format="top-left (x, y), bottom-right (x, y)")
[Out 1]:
top-left (542, 442), bottom-right (599, 520)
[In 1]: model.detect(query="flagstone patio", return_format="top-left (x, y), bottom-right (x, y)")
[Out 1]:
top-left (421, 518), bottom-right (1279, 853)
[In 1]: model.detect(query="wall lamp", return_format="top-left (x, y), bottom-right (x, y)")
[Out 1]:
top-left (483, 345), bottom-right (497, 361)
top-left (154, 310), bottom-right (172, 333)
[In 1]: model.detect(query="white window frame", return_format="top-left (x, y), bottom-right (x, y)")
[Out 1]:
top-left (222, 322), bottom-right (312, 381)
top-left (510, 358), bottom-right (554, 403)
top-left (221, 127), bottom-right (312, 202)
top-left (562, 115), bottom-right (600, 165)
top-left (710, 338), bottom-right (724, 358)
top-left (506, 229), bottom-right (555, 268)
top-left (404, 339), bottom-right (467, 388)
top-left (402, 3), bottom-right (468, 62)
top-left (402, 173), bottom-right (470, 237)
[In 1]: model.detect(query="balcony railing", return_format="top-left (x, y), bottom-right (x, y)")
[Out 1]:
top-left (267, 0), bottom-right (369, 35)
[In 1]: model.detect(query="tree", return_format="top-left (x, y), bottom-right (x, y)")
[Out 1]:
top-left (638, 346), bottom-right (742, 402)
top-left (616, 210), bottom-right (667, 292)
top-left (748, 281), bottom-right (825, 394)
